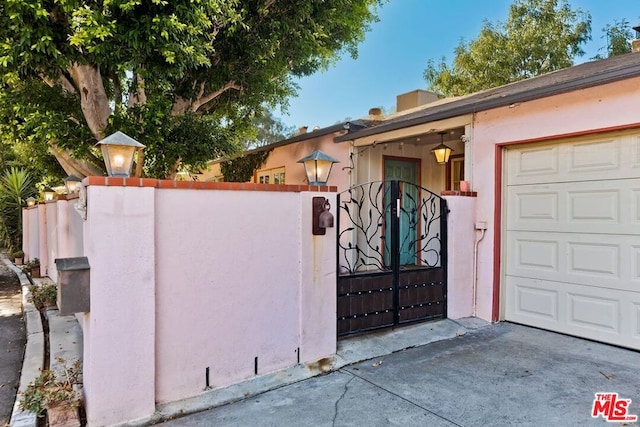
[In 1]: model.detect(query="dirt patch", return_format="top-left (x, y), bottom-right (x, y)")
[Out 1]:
top-left (0, 260), bottom-right (26, 426)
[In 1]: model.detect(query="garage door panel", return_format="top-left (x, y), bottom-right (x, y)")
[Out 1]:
top-left (506, 276), bottom-right (640, 350)
top-left (507, 179), bottom-right (640, 234)
top-left (508, 231), bottom-right (639, 292)
top-left (567, 292), bottom-right (619, 333)
top-left (507, 133), bottom-right (640, 185)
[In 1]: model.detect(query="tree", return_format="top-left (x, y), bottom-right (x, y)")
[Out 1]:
top-left (593, 19), bottom-right (634, 59)
top-left (244, 108), bottom-right (295, 150)
top-left (0, 0), bottom-right (382, 179)
top-left (424, 0), bottom-right (591, 96)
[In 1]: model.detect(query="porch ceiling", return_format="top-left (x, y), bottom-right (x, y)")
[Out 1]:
top-left (359, 126), bottom-right (466, 150)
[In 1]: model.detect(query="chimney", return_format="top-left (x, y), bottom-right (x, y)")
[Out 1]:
top-left (633, 25), bottom-right (640, 53)
top-left (396, 89), bottom-right (440, 112)
top-left (362, 107), bottom-right (384, 122)
top-left (298, 126), bottom-right (308, 135)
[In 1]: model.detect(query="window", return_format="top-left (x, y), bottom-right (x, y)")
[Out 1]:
top-left (257, 167), bottom-right (285, 184)
top-left (446, 155), bottom-right (464, 191)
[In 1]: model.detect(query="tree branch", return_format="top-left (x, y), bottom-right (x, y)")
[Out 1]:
top-left (39, 73), bottom-right (77, 94)
top-left (190, 80), bottom-right (241, 112)
top-left (49, 144), bottom-right (104, 177)
top-left (127, 73), bottom-right (147, 107)
top-left (171, 80), bottom-right (241, 115)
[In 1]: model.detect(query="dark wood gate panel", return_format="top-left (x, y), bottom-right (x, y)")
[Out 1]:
top-left (337, 181), bottom-right (447, 336)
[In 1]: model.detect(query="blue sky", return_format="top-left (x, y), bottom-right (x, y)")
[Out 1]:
top-left (276, 0), bottom-right (640, 130)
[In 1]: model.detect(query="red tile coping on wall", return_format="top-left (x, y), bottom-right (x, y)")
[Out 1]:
top-left (82, 176), bottom-right (338, 193)
top-left (440, 190), bottom-right (478, 197)
top-left (56, 193), bottom-right (80, 201)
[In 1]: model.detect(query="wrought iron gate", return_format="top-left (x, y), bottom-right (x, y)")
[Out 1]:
top-left (336, 181), bottom-right (447, 336)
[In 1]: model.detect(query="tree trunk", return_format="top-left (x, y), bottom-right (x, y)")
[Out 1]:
top-left (67, 64), bottom-right (111, 141)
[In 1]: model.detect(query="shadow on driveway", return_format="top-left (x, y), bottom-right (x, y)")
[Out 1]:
top-left (159, 322), bottom-right (640, 427)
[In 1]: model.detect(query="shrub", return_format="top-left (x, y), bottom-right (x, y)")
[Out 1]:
top-left (27, 283), bottom-right (57, 310)
top-left (20, 359), bottom-right (81, 416)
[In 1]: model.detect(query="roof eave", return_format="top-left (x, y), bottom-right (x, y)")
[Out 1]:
top-left (336, 58), bottom-right (640, 142)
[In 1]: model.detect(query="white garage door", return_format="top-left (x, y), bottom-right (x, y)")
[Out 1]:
top-left (504, 131), bottom-right (640, 350)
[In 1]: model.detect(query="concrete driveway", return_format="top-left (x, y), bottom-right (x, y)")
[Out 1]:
top-left (159, 322), bottom-right (640, 426)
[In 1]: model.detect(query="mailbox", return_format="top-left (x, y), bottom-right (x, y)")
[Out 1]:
top-left (55, 257), bottom-right (90, 315)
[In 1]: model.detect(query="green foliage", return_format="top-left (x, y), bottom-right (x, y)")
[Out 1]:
top-left (221, 149), bottom-right (272, 182)
top-left (20, 359), bottom-right (81, 416)
top-left (27, 282), bottom-right (57, 311)
top-left (244, 108), bottom-right (296, 150)
top-left (0, 0), bottom-right (383, 178)
top-left (424, 0), bottom-right (591, 96)
top-left (22, 257), bottom-right (40, 274)
top-left (0, 167), bottom-right (35, 251)
top-left (593, 19), bottom-right (634, 59)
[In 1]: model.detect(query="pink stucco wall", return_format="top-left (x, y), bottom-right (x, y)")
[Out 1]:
top-left (22, 207), bottom-right (39, 262)
top-left (443, 195), bottom-right (477, 319)
top-left (22, 198), bottom-right (85, 281)
top-left (471, 76), bottom-right (640, 321)
top-left (44, 201), bottom-right (58, 279)
top-left (82, 185), bottom-right (156, 426)
top-left (154, 188), bottom-right (336, 403)
top-left (77, 178), bottom-right (336, 425)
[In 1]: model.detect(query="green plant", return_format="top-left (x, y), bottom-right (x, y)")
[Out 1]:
top-left (25, 257), bottom-right (39, 268)
top-left (27, 283), bottom-right (57, 310)
top-left (22, 258), bottom-right (40, 275)
top-left (0, 167), bottom-right (35, 250)
top-left (20, 359), bottom-right (81, 416)
top-left (13, 249), bottom-right (24, 258)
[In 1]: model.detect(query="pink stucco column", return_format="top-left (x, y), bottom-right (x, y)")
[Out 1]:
top-left (443, 193), bottom-right (477, 319)
top-left (56, 199), bottom-right (69, 261)
top-left (37, 204), bottom-right (48, 277)
top-left (82, 185), bottom-right (156, 426)
top-left (22, 208), bottom-right (29, 261)
top-left (299, 192), bottom-right (337, 363)
top-left (25, 207), bottom-right (40, 262)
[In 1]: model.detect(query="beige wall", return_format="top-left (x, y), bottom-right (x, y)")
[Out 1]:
top-left (196, 131), bottom-right (352, 191)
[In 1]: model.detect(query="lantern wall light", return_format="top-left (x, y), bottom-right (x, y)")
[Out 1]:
top-left (297, 150), bottom-right (339, 186)
top-left (26, 197), bottom-right (36, 207)
top-left (43, 188), bottom-right (56, 201)
top-left (432, 132), bottom-right (453, 165)
top-left (95, 131), bottom-right (145, 177)
top-left (64, 175), bottom-right (82, 194)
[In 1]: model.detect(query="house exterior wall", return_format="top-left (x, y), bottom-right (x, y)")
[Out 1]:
top-left (196, 132), bottom-right (351, 190)
top-left (471, 76), bottom-right (640, 321)
top-left (253, 132), bottom-right (350, 189)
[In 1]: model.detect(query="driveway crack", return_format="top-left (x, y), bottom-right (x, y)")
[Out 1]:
top-left (332, 375), bottom-right (355, 427)
top-left (344, 369), bottom-right (463, 427)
